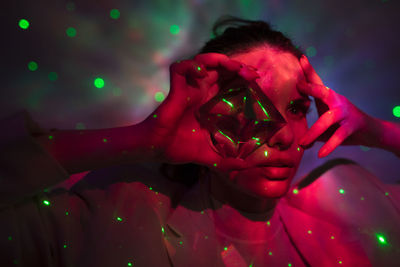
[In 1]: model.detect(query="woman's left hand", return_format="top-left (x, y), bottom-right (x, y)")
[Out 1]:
top-left (298, 55), bottom-right (379, 158)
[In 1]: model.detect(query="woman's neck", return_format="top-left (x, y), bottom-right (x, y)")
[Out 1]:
top-left (209, 170), bottom-right (278, 216)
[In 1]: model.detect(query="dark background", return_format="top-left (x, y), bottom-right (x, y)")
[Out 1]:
top-left (2, 0), bottom-right (399, 183)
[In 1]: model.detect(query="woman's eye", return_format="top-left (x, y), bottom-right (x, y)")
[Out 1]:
top-left (288, 104), bottom-right (311, 118)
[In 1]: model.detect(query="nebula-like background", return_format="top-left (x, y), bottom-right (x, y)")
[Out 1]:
top-left (2, 0), bottom-right (399, 183)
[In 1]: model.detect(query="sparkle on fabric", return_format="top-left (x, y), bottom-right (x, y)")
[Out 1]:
top-left (170, 25), bottom-right (180, 35)
top-left (338, 260), bottom-right (343, 264)
top-left (154, 91), bottom-right (165, 102)
top-left (161, 227), bottom-right (165, 234)
top-left (94, 77), bottom-right (105, 88)
top-left (339, 188), bottom-right (345, 194)
top-left (376, 233), bottom-right (388, 245)
top-left (392, 106), bottom-right (400, 118)
top-left (43, 200), bottom-right (50, 206)
top-left (28, 61), bottom-right (38, 71)
top-left (66, 27), bottom-right (77, 37)
top-left (19, 19), bottom-right (30, 29)
top-left (292, 188), bottom-right (299, 194)
top-left (179, 241), bottom-right (183, 245)
top-left (63, 244), bottom-right (67, 248)
top-left (110, 9), bottom-right (120, 19)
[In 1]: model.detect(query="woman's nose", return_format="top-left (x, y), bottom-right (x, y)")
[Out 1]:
top-left (267, 123), bottom-right (294, 150)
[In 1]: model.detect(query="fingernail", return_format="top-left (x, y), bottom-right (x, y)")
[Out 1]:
top-left (318, 148), bottom-right (327, 158)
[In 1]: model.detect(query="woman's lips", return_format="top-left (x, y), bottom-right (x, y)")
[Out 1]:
top-left (260, 166), bottom-right (293, 180)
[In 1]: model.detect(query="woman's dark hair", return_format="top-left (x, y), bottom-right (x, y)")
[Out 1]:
top-left (161, 16), bottom-right (303, 187)
top-left (199, 15), bottom-right (303, 58)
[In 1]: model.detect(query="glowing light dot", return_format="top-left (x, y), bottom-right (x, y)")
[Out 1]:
top-left (48, 135), bottom-right (53, 140)
top-left (330, 235), bottom-right (335, 239)
top-left (28, 61), bottom-right (38, 71)
top-left (8, 236), bottom-right (12, 241)
top-left (170, 25), bottom-right (180, 35)
top-left (66, 27), bottom-right (77, 37)
top-left (179, 241), bottom-right (183, 245)
top-left (48, 72), bottom-right (58, 81)
top-left (264, 151), bottom-right (268, 157)
top-left (149, 187), bottom-right (153, 190)
top-left (224, 247), bottom-right (228, 251)
top-left (307, 230), bottom-right (312, 234)
top-left (197, 66), bottom-right (201, 71)
top-left (204, 235), bottom-right (208, 239)
top-left (288, 263), bottom-right (292, 267)
top-left (297, 147), bottom-right (301, 151)
top-left (75, 122), bottom-right (86, 130)
top-left (94, 77), bottom-right (105, 88)
top-left (385, 192), bottom-right (389, 196)
top-left (254, 121), bottom-right (259, 125)
top-left (65, 211), bottom-right (69, 215)
top-left (360, 197), bottom-right (365, 200)
top-left (63, 244), bottom-right (67, 248)
top-left (153, 114), bottom-right (157, 118)
top-left (376, 233), bottom-right (388, 245)
top-left (103, 138), bottom-right (108, 143)
top-left (110, 9), bottom-right (120, 20)
top-left (293, 188), bottom-right (299, 194)
top-left (154, 91), bottom-right (165, 102)
top-left (19, 19), bottom-right (30, 29)
top-left (338, 260), bottom-right (343, 264)
top-left (249, 264), bottom-right (253, 267)
top-left (116, 217), bottom-right (122, 221)
top-left (213, 163), bottom-right (217, 167)
top-left (306, 46), bottom-right (317, 57)
top-left (127, 263), bottom-right (133, 267)
top-left (200, 211), bottom-right (204, 214)
top-left (43, 200), bottom-right (50, 206)
top-left (192, 129), bottom-right (196, 132)
top-left (66, 2), bottom-right (75, 11)
top-left (266, 221), bottom-right (271, 226)
top-left (393, 106), bottom-right (400, 118)
top-left (339, 188), bottom-right (345, 194)
top-left (161, 227), bottom-right (165, 234)
top-left (268, 251), bottom-right (273, 256)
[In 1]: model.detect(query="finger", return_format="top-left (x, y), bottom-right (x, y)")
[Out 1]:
top-left (299, 55), bottom-right (324, 85)
top-left (318, 122), bottom-right (354, 157)
top-left (299, 107), bottom-right (345, 147)
top-left (195, 53), bottom-right (259, 82)
top-left (298, 80), bottom-right (331, 101)
top-left (170, 60), bottom-right (208, 79)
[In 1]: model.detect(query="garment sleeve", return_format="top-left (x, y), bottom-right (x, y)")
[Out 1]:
top-left (0, 110), bottom-right (70, 207)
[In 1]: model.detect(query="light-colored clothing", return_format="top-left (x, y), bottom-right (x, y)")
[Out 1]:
top-left (1, 110), bottom-right (399, 267)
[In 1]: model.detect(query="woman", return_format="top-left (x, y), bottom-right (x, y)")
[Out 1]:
top-left (1, 16), bottom-right (399, 267)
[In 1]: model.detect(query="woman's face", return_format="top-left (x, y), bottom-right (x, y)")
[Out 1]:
top-left (215, 47), bottom-right (310, 200)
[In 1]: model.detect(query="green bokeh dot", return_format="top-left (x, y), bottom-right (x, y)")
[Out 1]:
top-left (19, 19), bottom-right (30, 29)
top-left (154, 91), bottom-right (165, 102)
top-left (66, 27), bottom-right (77, 37)
top-left (393, 106), bottom-right (400, 118)
top-left (170, 25), bottom-right (180, 35)
top-left (48, 72), bottom-right (58, 81)
top-left (94, 77), bottom-right (105, 88)
top-left (28, 61), bottom-right (38, 71)
top-left (110, 9), bottom-right (120, 19)
top-left (306, 46), bottom-right (317, 57)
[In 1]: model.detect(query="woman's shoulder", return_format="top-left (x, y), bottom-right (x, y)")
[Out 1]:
top-left (66, 161), bottom-right (187, 219)
top-left (282, 159), bottom-right (400, 264)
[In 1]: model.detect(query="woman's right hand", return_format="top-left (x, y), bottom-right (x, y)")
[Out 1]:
top-left (140, 53), bottom-right (259, 172)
